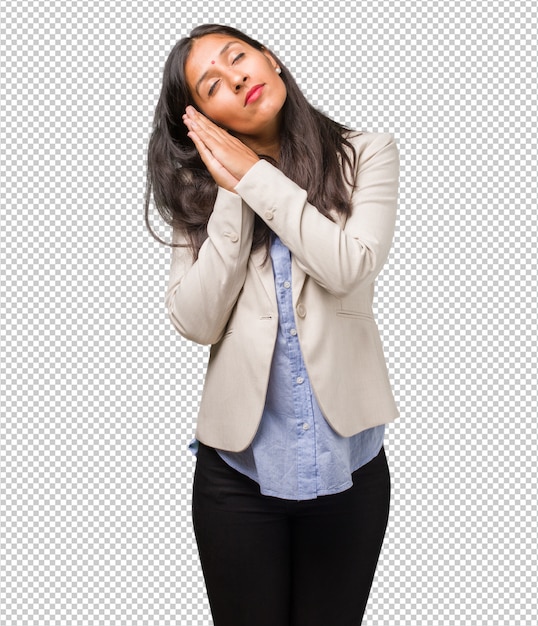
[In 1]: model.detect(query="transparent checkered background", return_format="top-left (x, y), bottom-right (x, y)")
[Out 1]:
top-left (1, 0), bottom-right (536, 624)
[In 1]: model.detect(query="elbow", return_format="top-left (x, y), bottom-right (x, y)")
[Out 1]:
top-left (329, 246), bottom-right (386, 297)
top-left (165, 292), bottom-right (224, 345)
top-left (329, 283), bottom-right (361, 299)
top-left (166, 306), bottom-right (223, 346)
top-left (329, 276), bottom-right (376, 298)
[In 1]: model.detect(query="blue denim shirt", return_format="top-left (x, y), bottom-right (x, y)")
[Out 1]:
top-left (191, 235), bottom-right (385, 500)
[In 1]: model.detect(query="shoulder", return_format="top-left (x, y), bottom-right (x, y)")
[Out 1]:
top-left (342, 130), bottom-right (399, 177)
top-left (345, 130), bottom-right (398, 156)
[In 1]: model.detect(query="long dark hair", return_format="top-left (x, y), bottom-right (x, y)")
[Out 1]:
top-left (144, 24), bottom-right (360, 260)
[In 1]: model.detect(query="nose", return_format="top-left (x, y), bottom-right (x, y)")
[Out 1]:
top-left (234, 75), bottom-right (248, 91)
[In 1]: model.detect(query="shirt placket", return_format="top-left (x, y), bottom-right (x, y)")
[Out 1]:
top-left (272, 238), bottom-right (317, 499)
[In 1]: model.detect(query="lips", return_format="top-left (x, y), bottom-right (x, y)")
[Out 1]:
top-left (244, 84), bottom-right (264, 106)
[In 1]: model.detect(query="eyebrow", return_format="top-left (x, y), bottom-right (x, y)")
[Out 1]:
top-left (194, 41), bottom-right (238, 96)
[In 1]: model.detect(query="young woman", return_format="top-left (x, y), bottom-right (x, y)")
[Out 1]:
top-left (145, 23), bottom-right (400, 626)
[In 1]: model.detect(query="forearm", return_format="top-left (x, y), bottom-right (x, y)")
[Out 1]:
top-left (234, 133), bottom-right (399, 297)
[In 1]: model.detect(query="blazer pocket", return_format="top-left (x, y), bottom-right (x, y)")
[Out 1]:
top-left (335, 310), bottom-right (375, 321)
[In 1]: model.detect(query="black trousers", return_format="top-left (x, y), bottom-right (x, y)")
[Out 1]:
top-left (192, 442), bottom-right (391, 626)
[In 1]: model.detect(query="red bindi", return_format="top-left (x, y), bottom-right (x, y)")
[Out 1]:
top-left (211, 60), bottom-right (215, 64)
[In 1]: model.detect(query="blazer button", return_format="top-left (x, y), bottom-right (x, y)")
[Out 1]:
top-left (264, 210), bottom-right (274, 220)
top-left (296, 303), bottom-right (306, 318)
top-left (229, 233), bottom-right (239, 243)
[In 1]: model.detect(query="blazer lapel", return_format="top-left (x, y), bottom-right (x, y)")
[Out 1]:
top-left (251, 246), bottom-right (307, 311)
top-left (250, 247), bottom-right (278, 312)
top-left (291, 257), bottom-right (307, 307)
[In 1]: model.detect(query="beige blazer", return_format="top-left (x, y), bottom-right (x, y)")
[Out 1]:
top-left (165, 131), bottom-right (400, 452)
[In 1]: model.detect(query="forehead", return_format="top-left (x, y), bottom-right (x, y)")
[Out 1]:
top-left (185, 34), bottom-right (243, 76)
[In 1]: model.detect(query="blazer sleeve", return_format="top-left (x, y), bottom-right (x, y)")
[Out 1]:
top-left (164, 186), bottom-right (255, 345)
top-left (233, 132), bottom-right (400, 297)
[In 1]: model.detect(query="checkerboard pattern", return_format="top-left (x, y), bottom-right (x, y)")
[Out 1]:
top-left (1, 0), bottom-right (537, 624)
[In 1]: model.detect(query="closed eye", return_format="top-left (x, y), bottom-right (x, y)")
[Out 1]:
top-left (208, 80), bottom-right (219, 96)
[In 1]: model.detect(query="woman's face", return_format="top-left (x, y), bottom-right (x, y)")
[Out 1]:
top-left (184, 34), bottom-right (287, 140)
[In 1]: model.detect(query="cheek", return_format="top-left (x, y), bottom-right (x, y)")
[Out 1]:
top-left (275, 80), bottom-right (288, 106)
top-left (207, 98), bottom-right (248, 130)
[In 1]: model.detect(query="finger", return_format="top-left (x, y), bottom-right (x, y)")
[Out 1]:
top-left (194, 120), bottom-right (229, 146)
top-left (187, 129), bottom-right (211, 159)
top-left (185, 105), bottom-right (198, 118)
top-left (185, 105), bottom-right (214, 126)
top-left (183, 116), bottom-right (222, 145)
top-left (188, 131), bottom-right (240, 191)
top-left (184, 107), bottom-right (229, 140)
top-left (187, 130), bottom-right (225, 174)
top-left (184, 114), bottom-right (246, 153)
top-left (183, 109), bottom-right (259, 179)
top-left (184, 107), bottom-right (214, 131)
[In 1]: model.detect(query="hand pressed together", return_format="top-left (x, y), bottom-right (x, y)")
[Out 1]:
top-left (182, 106), bottom-right (260, 193)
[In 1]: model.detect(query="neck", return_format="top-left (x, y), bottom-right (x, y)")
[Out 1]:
top-left (235, 114), bottom-right (282, 162)
top-left (249, 138), bottom-right (280, 161)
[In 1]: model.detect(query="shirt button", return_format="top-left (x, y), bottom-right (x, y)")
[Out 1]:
top-left (283, 281), bottom-right (291, 289)
top-left (296, 376), bottom-right (304, 384)
top-left (290, 328), bottom-right (297, 336)
top-left (302, 422), bottom-right (310, 431)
